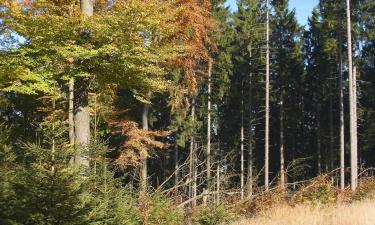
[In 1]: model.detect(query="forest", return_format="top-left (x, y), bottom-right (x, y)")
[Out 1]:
top-left (1, 0), bottom-right (375, 224)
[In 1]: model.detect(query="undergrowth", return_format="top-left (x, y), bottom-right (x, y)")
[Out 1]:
top-left (351, 177), bottom-right (375, 201)
top-left (191, 205), bottom-right (234, 225)
top-left (229, 175), bottom-right (375, 221)
top-left (293, 175), bottom-right (336, 204)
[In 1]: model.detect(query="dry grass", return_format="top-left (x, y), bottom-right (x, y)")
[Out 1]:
top-left (232, 200), bottom-right (375, 225)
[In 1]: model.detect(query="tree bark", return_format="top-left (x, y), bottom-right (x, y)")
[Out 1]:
top-left (265, 0), bottom-right (270, 191)
top-left (174, 132), bottom-right (179, 187)
top-left (329, 88), bottom-right (334, 174)
top-left (80, 0), bottom-right (93, 16)
top-left (292, 130), bottom-right (296, 190)
top-left (193, 141), bottom-right (198, 206)
top-left (280, 97), bottom-right (285, 189)
top-left (206, 58), bottom-right (213, 201)
top-left (67, 8), bottom-right (74, 165)
top-left (216, 141), bottom-right (221, 204)
top-left (51, 93), bottom-right (56, 172)
top-left (68, 78), bottom-right (75, 166)
top-left (69, 78), bottom-right (75, 148)
top-left (240, 82), bottom-right (245, 200)
top-left (140, 103), bottom-right (150, 192)
top-left (247, 60), bottom-right (253, 197)
top-left (317, 105), bottom-right (322, 174)
top-left (189, 98), bottom-right (196, 207)
top-left (216, 160), bottom-right (220, 204)
top-left (74, 78), bottom-right (90, 167)
top-left (339, 35), bottom-right (345, 190)
top-left (74, 0), bottom-right (93, 167)
top-left (353, 66), bottom-right (358, 188)
top-left (346, 0), bottom-right (358, 191)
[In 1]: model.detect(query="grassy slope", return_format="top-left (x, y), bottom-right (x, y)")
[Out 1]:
top-left (233, 200), bottom-right (375, 225)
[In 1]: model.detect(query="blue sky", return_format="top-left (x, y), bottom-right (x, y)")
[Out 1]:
top-left (225, 0), bottom-right (319, 26)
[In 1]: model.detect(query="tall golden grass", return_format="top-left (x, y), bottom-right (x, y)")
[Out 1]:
top-left (233, 200), bottom-right (375, 225)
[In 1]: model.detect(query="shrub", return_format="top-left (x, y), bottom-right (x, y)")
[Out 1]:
top-left (0, 125), bottom-right (183, 225)
top-left (351, 178), bottom-right (375, 201)
top-left (191, 205), bottom-right (234, 225)
top-left (293, 175), bottom-right (336, 205)
top-left (236, 188), bottom-right (287, 216)
top-left (138, 192), bottom-right (184, 225)
top-left (84, 170), bottom-right (183, 225)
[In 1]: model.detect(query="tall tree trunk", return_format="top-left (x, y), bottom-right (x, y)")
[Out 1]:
top-left (189, 136), bottom-right (193, 203)
top-left (189, 98), bottom-right (197, 207)
top-left (317, 105), bottom-right (322, 174)
top-left (80, 0), bottom-right (93, 16)
top-left (296, 95), bottom-right (304, 190)
top-left (216, 160), bottom-right (220, 204)
top-left (353, 66), bottom-right (358, 185)
top-left (216, 140), bottom-right (221, 204)
top-left (240, 82), bottom-right (245, 200)
top-left (280, 97), bottom-right (285, 189)
top-left (69, 78), bottom-right (75, 148)
top-left (339, 36), bottom-right (345, 190)
top-left (346, 0), bottom-right (358, 191)
top-left (206, 59), bottom-right (213, 201)
top-left (67, 8), bottom-right (74, 164)
top-left (247, 65), bottom-right (253, 197)
top-left (193, 141), bottom-right (198, 206)
top-left (140, 103), bottom-right (150, 192)
top-left (292, 131), bottom-right (296, 190)
top-left (74, 78), bottom-right (90, 167)
top-left (329, 89), bottom-right (334, 174)
top-left (74, 0), bottom-right (93, 167)
top-left (265, 0), bottom-right (270, 191)
top-left (174, 132), bottom-right (179, 187)
top-left (68, 78), bottom-right (75, 165)
top-left (51, 93), bottom-right (56, 172)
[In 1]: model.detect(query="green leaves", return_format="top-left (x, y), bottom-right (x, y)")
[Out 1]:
top-left (0, 0), bottom-right (188, 98)
top-left (0, 48), bottom-right (57, 94)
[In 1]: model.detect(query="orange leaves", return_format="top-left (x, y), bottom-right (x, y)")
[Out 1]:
top-left (176, 0), bottom-right (216, 58)
top-left (111, 120), bottom-right (172, 167)
top-left (169, 0), bottom-right (217, 95)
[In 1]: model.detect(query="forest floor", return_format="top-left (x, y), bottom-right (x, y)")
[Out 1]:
top-left (231, 200), bottom-right (375, 225)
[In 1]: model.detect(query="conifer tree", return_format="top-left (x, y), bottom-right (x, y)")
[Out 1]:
top-left (271, 0), bottom-right (304, 189)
